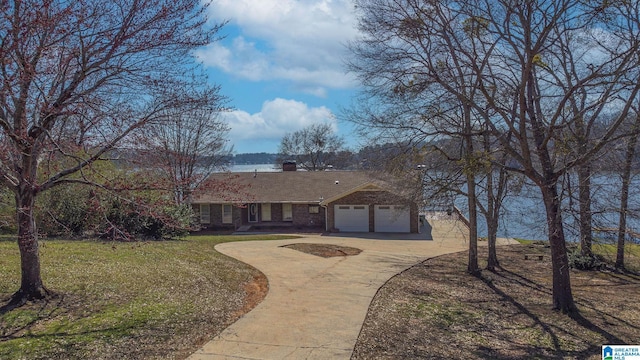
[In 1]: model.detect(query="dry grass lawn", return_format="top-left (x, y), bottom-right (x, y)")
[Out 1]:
top-left (352, 242), bottom-right (640, 359)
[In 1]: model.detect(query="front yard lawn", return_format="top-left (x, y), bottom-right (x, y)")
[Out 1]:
top-left (0, 234), bottom-right (296, 360)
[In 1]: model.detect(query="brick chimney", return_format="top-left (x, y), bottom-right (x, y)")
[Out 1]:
top-left (282, 161), bottom-right (297, 171)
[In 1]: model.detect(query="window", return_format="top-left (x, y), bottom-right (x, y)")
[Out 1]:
top-left (309, 205), bottom-right (320, 214)
top-left (222, 204), bottom-right (233, 224)
top-left (282, 203), bottom-right (293, 221)
top-left (261, 203), bottom-right (272, 221)
top-left (354, 206), bottom-right (366, 210)
top-left (200, 204), bottom-right (211, 224)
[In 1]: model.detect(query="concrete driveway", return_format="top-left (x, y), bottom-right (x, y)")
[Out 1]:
top-left (188, 219), bottom-right (513, 360)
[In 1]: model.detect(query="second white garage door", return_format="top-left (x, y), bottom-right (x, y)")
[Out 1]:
top-left (375, 205), bottom-right (410, 232)
top-left (334, 205), bottom-right (369, 232)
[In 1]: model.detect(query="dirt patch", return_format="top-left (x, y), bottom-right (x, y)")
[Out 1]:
top-left (352, 244), bottom-right (640, 360)
top-left (233, 273), bottom-right (269, 318)
top-left (281, 243), bottom-right (363, 258)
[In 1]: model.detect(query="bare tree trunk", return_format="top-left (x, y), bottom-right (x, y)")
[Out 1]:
top-left (13, 187), bottom-right (49, 305)
top-left (541, 182), bottom-right (575, 313)
top-left (467, 173), bottom-right (479, 274)
top-left (578, 164), bottom-right (593, 258)
top-left (616, 118), bottom-right (640, 269)
top-left (486, 219), bottom-right (499, 270)
top-left (486, 168), bottom-right (508, 271)
top-left (465, 110), bottom-right (479, 275)
top-left (526, 49), bottom-right (576, 312)
top-left (485, 167), bottom-right (498, 271)
top-left (617, 172), bottom-right (630, 269)
top-left (483, 129), bottom-right (507, 271)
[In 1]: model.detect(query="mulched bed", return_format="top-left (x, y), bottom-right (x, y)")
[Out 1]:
top-left (352, 243), bottom-right (640, 360)
top-left (281, 243), bottom-right (362, 258)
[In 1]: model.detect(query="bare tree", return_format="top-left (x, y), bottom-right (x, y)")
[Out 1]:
top-left (477, 128), bottom-right (512, 271)
top-left (143, 89), bottom-right (232, 206)
top-left (348, 0), bottom-right (640, 313)
top-left (278, 123), bottom-right (345, 171)
top-left (0, 0), bottom-right (223, 306)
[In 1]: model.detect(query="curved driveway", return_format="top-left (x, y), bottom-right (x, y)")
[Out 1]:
top-left (188, 219), bottom-right (514, 360)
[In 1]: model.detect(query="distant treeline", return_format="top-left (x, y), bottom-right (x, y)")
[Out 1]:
top-left (230, 153), bottom-right (279, 165)
top-left (229, 145), bottom-right (417, 169)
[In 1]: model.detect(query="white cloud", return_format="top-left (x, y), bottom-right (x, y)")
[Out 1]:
top-left (198, 0), bottom-right (359, 95)
top-left (223, 98), bottom-right (337, 146)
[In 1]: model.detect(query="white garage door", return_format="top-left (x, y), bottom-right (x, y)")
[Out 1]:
top-left (334, 205), bottom-right (369, 232)
top-left (375, 205), bottom-right (410, 233)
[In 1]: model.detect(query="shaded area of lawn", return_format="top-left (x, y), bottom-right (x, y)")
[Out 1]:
top-left (353, 243), bottom-right (640, 360)
top-left (0, 234), bottom-right (297, 360)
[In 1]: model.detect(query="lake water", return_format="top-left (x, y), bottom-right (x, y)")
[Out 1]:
top-left (455, 188), bottom-right (549, 240)
top-left (229, 164), bottom-right (280, 172)
top-left (456, 174), bottom-right (640, 242)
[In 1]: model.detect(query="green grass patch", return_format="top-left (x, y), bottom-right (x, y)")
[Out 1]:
top-left (591, 242), bottom-right (640, 271)
top-left (0, 234), bottom-right (298, 359)
top-left (399, 301), bottom-right (479, 328)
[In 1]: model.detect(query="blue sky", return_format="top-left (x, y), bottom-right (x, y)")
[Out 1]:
top-left (194, 0), bottom-right (361, 154)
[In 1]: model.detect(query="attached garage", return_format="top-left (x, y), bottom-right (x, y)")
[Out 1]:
top-left (323, 182), bottom-right (419, 234)
top-left (374, 205), bottom-right (410, 233)
top-left (334, 205), bottom-right (369, 232)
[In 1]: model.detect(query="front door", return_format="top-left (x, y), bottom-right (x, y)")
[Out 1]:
top-left (248, 203), bottom-right (259, 222)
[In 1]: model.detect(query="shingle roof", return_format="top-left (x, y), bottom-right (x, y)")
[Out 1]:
top-left (192, 171), bottom-right (377, 204)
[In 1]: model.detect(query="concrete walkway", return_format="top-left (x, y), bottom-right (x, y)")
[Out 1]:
top-left (188, 219), bottom-right (517, 360)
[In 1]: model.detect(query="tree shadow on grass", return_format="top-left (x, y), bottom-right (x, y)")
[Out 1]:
top-left (478, 274), bottom-right (564, 353)
top-left (492, 266), bottom-right (553, 295)
top-left (477, 271), bottom-right (625, 359)
top-left (0, 292), bottom-right (64, 340)
top-left (0, 292), bottom-right (171, 360)
top-left (0, 299), bottom-right (20, 315)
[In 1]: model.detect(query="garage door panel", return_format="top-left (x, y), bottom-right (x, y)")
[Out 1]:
top-left (335, 205), bottom-right (369, 232)
top-left (375, 205), bottom-right (410, 233)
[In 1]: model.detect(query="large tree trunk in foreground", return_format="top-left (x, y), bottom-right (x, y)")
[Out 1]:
top-left (541, 183), bottom-right (575, 313)
top-left (13, 188), bottom-right (49, 304)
